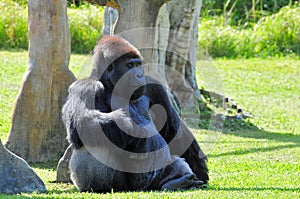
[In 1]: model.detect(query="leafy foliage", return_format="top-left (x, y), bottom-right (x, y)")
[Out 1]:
top-left (0, 0), bottom-right (28, 49)
top-left (68, 4), bottom-right (104, 53)
top-left (201, 0), bottom-right (297, 26)
top-left (0, 0), bottom-right (103, 53)
top-left (198, 4), bottom-right (300, 58)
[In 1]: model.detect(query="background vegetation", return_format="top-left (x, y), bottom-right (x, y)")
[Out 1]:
top-left (0, 0), bottom-right (104, 54)
top-left (0, 0), bottom-right (299, 57)
top-left (199, 4), bottom-right (300, 58)
top-left (201, 0), bottom-right (297, 26)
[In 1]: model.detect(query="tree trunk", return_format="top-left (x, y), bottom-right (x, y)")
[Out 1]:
top-left (102, 6), bottom-right (118, 36)
top-left (165, 0), bottom-right (202, 111)
top-left (5, 0), bottom-right (76, 162)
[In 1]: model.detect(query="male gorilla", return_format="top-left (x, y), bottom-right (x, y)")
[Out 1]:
top-left (62, 36), bottom-right (208, 192)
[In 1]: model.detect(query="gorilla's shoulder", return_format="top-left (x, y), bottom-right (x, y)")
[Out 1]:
top-left (68, 78), bottom-right (105, 97)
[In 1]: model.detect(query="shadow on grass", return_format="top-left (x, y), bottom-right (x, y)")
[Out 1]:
top-left (31, 161), bottom-right (58, 170)
top-left (196, 92), bottom-right (300, 143)
top-left (210, 127), bottom-right (300, 157)
top-left (197, 98), bottom-right (300, 157)
top-left (46, 185), bottom-right (77, 195)
top-left (222, 129), bottom-right (300, 144)
top-left (210, 142), bottom-right (299, 157)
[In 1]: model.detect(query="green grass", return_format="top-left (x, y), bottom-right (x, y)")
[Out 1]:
top-left (0, 51), bottom-right (299, 198)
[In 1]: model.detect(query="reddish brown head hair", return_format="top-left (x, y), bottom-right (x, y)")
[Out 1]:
top-left (90, 36), bottom-right (143, 80)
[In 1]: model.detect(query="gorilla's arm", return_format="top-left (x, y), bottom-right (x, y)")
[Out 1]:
top-left (62, 79), bottom-right (131, 150)
top-left (145, 76), bottom-right (209, 183)
top-left (144, 77), bottom-right (180, 141)
top-left (64, 91), bottom-right (159, 154)
top-left (67, 108), bottom-right (132, 150)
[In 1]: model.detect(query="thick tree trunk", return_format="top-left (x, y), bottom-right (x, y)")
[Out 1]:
top-left (113, 0), bottom-right (166, 65)
top-left (165, 0), bottom-right (202, 104)
top-left (186, 0), bottom-right (202, 99)
top-left (5, 0), bottom-right (76, 162)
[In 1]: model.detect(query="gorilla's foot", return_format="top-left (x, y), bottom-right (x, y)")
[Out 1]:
top-left (161, 174), bottom-right (204, 191)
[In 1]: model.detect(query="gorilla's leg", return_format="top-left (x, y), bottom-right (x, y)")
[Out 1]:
top-left (69, 148), bottom-right (94, 192)
top-left (69, 147), bottom-right (127, 192)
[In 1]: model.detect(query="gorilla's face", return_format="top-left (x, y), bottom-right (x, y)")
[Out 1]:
top-left (103, 54), bottom-right (146, 100)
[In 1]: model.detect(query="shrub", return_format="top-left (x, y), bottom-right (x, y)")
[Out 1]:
top-left (198, 4), bottom-right (300, 58)
top-left (0, 0), bottom-right (103, 53)
top-left (201, 0), bottom-right (296, 26)
top-left (0, 0), bottom-right (28, 50)
top-left (253, 5), bottom-right (300, 57)
top-left (198, 17), bottom-right (240, 58)
top-left (68, 4), bottom-right (104, 53)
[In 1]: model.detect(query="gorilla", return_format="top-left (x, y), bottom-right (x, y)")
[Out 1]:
top-left (62, 36), bottom-right (208, 192)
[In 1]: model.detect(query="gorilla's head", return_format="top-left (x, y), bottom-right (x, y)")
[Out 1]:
top-left (90, 36), bottom-right (145, 101)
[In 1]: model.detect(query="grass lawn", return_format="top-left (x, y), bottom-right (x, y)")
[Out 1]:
top-left (0, 51), bottom-right (299, 198)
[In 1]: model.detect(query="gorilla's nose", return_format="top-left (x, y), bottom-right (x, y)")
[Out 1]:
top-left (136, 73), bottom-right (144, 79)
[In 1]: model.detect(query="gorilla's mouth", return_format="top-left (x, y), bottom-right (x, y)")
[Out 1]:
top-left (130, 85), bottom-right (146, 101)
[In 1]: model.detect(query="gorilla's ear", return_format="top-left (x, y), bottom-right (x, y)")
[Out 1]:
top-left (90, 51), bottom-right (106, 80)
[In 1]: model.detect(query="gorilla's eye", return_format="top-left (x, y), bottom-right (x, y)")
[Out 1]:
top-left (127, 62), bottom-right (134, 68)
top-left (107, 65), bottom-right (113, 72)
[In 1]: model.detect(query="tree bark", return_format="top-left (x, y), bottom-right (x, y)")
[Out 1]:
top-left (102, 6), bottom-right (118, 36)
top-left (5, 0), bottom-right (76, 162)
top-left (165, 0), bottom-right (202, 105)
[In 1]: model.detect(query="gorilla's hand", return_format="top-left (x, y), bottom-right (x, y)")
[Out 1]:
top-left (83, 109), bottom-right (128, 124)
top-left (108, 108), bottom-right (128, 120)
top-left (107, 108), bottom-right (134, 132)
top-left (161, 174), bottom-right (204, 191)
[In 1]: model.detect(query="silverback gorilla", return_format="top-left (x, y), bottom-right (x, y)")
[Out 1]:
top-left (62, 36), bottom-right (208, 192)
